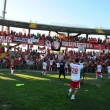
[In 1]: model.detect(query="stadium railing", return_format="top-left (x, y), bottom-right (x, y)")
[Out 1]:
top-left (0, 63), bottom-right (108, 74)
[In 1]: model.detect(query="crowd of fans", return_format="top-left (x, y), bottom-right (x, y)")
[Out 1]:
top-left (0, 30), bottom-right (110, 73)
top-left (0, 30), bottom-right (110, 44)
top-left (0, 45), bottom-right (110, 72)
top-left (70, 36), bottom-right (109, 44)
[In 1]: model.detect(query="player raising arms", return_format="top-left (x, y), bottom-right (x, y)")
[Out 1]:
top-left (68, 58), bottom-right (82, 100)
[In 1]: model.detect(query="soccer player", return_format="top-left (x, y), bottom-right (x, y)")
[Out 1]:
top-left (49, 58), bottom-right (54, 72)
top-left (56, 61), bottom-right (60, 73)
top-left (96, 62), bottom-right (103, 80)
top-left (10, 63), bottom-right (14, 74)
top-left (107, 63), bottom-right (110, 79)
top-left (42, 59), bottom-right (47, 75)
top-left (68, 58), bottom-right (82, 100)
top-left (65, 61), bottom-right (69, 74)
top-left (10, 57), bottom-right (14, 75)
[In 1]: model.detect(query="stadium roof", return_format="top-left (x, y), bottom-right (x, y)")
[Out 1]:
top-left (0, 19), bottom-right (110, 35)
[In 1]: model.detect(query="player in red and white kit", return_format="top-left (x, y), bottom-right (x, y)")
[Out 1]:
top-left (10, 63), bottom-right (14, 74)
top-left (65, 61), bottom-right (69, 74)
top-left (10, 57), bottom-right (14, 75)
top-left (42, 59), bottom-right (47, 75)
top-left (68, 58), bottom-right (82, 100)
top-left (96, 63), bottom-right (103, 80)
top-left (56, 61), bottom-right (60, 73)
top-left (107, 63), bottom-right (110, 79)
top-left (49, 58), bottom-right (54, 72)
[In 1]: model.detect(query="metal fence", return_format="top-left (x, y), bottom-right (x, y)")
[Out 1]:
top-left (0, 63), bottom-right (108, 74)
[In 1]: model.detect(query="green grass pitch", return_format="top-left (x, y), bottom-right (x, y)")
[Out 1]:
top-left (0, 71), bottom-right (110, 110)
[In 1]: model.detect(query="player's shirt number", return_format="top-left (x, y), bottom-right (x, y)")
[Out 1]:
top-left (71, 68), bottom-right (78, 74)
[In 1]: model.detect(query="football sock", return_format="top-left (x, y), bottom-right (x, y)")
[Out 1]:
top-left (69, 89), bottom-right (72, 93)
top-left (11, 70), bottom-right (14, 74)
top-left (100, 75), bottom-right (103, 79)
top-left (44, 72), bottom-right (46, 75)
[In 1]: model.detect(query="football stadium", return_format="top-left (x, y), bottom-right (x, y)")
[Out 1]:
top-left (0, 0), bottom-right (110, 110)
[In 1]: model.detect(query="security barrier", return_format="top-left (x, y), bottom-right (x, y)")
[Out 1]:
top-left (0, 63), bottom-right (108, 74)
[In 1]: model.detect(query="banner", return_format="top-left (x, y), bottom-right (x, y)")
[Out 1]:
top-left (0, 36), bottom-right (43, 44)
top-left (14, 37), bottom-right (28, 42)
top-left (78, 44), bottom-right (85, 52)
top-left (14, 37), bottom-right (37, 43)
top-left (0, 36), bottom-right (13, 43)
top-left (45, 40), bottom-right (51, 49)
top-left (62, 41), bottom-right (93, 49)
top-left (22, 38), bottom-right (28, 42)
top-left (61, 41), bottom-right (110, 50)
top-left (14, 37), bottom-right (22, 42)
top-left (51, 40), bottom-right (61, 51)
top-left (93, 44), bottom-right (99, 49)
top-left (28, 38), bottom-right (33, 44)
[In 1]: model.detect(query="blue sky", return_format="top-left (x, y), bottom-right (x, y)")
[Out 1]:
top-left (0, 0), bottom-right (110, 29)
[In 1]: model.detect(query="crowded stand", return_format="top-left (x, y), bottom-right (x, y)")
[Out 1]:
top-left (0, 29), bottom-right (110, 74)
